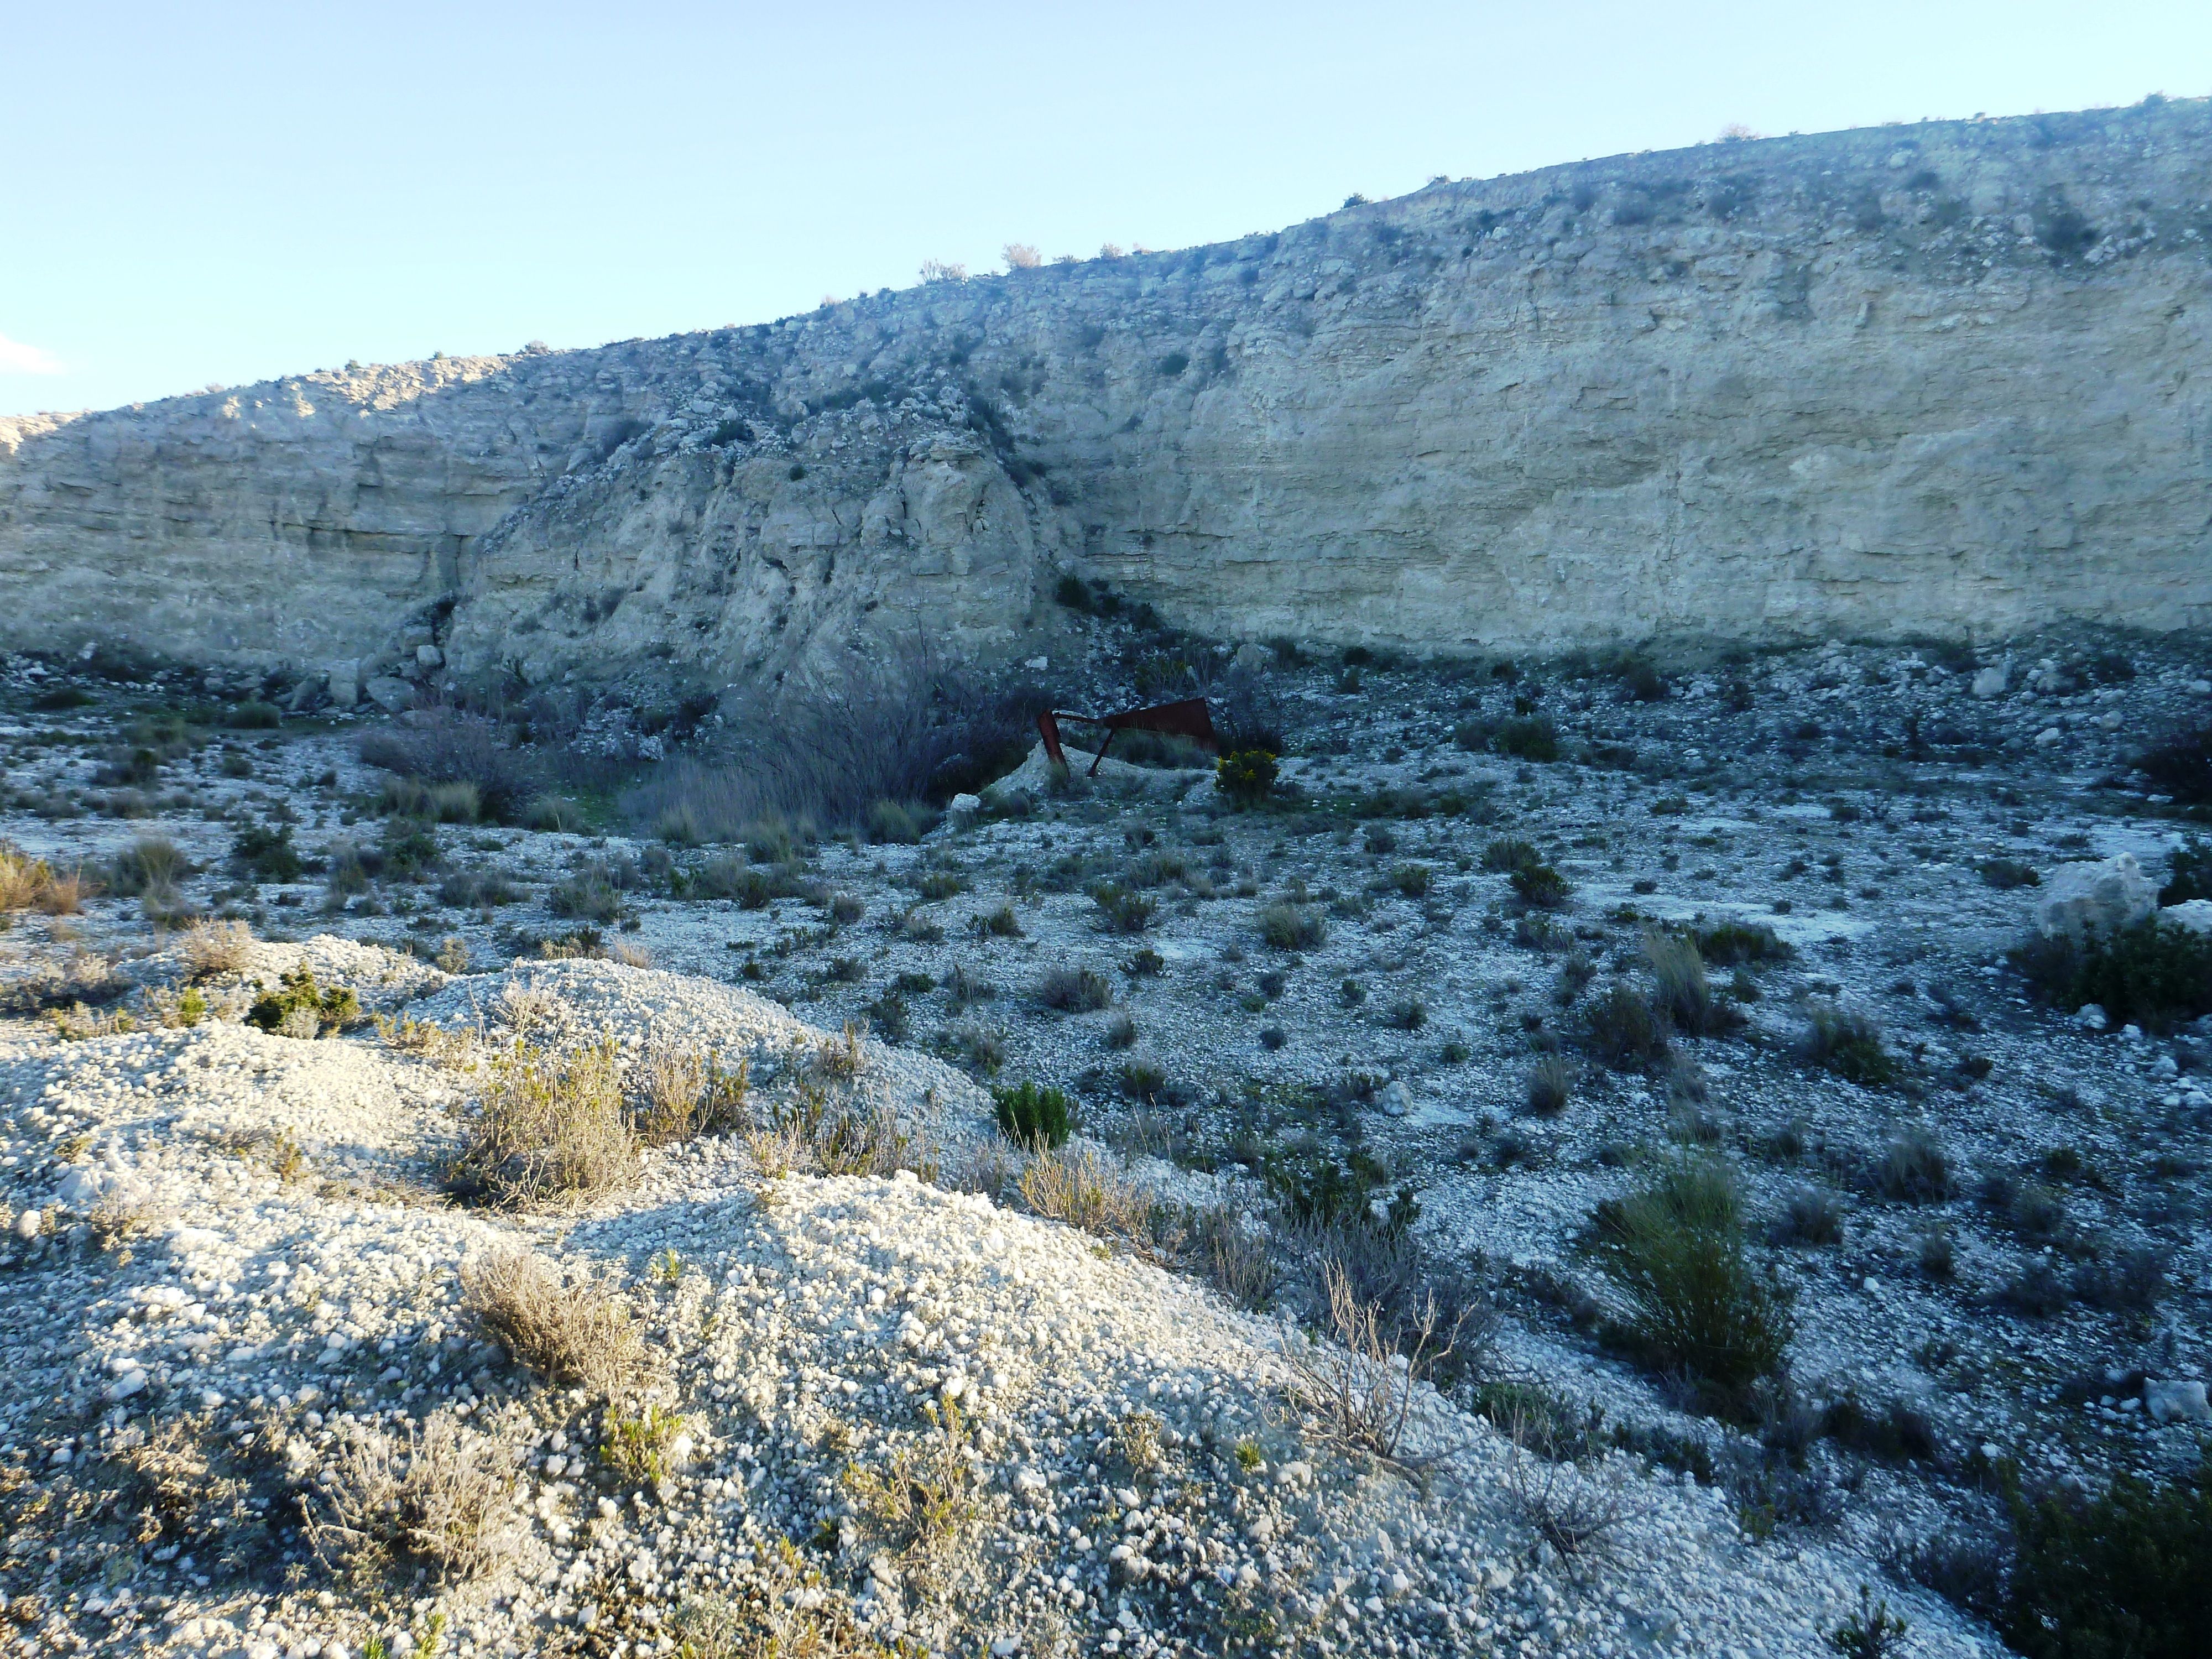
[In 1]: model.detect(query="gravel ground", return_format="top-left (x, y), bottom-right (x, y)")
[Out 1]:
top-left (2, 631), bottom-right (2209, 1656)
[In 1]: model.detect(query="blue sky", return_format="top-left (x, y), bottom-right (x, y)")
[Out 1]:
top-left (3, 1), bottom-right (2205, 416)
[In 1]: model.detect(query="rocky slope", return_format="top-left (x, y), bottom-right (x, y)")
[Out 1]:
top-left (5, 99), bottom-right (2212, 698)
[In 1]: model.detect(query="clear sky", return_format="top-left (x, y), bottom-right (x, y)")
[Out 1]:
top-left (3, 1), bottom-right (2205, 417)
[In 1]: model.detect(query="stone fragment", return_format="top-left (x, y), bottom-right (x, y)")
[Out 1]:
top-left (2035, 854), bottom-right (2156, 941)
top-left (325, 660), bottom-right (361, 708)
top-left (2159, 900), bottom-right (2212, 936)
top-left (1971, 665), bottom-right (2010, 698)
top-left (364, 675), bottom-right (414, 714)
top-left (1377, 1080), bottom-right (1410, 1117)
top-left (2145, 1379), bottom-right (2210, 1423)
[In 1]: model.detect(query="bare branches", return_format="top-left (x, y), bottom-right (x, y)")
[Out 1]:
top-left (1278, 1260), bottom-right (1469, 1475)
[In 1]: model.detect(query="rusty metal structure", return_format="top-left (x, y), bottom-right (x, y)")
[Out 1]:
top-left (1036, 697), bottom-right (1220, 776)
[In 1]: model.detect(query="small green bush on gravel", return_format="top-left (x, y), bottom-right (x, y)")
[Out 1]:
top-left (2005, 1454), bottom-right (2212, 1659)
top-left (2013, 918), bottom-right (2212, 1034)
top-left (992, 1080), bottom-right (1074, 1150)
top-left (1797, 1004), bottom-right (1897, 1086)
top-left (1591, 1155), bottom-right (1794, 1418)
top-left (247, 965), bottom-right (360, 1038)
top-left (1215, 749), bottom-right (1279, 808)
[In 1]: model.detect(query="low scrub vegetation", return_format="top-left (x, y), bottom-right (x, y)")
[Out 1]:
top-left (2013, 917), bottom-right (2212, 1032)
top-left (450, 1036), bottom-right (635, 1207)
top-left (1591, 1156), bottom-right (1793, 1417)
top-left (992, 1079), bottom-right (1073, 1149)
top-left (460, 1248), bottom-right (646, 1397)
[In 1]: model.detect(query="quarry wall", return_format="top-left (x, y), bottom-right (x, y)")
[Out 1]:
top-left (4, 99), bottom-right (2209, 697)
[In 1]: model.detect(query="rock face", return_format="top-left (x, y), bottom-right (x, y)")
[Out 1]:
top-left (6, 100), bottom-right (2212, 692)
top-left (2036, 854), bottom-right (2158, 941)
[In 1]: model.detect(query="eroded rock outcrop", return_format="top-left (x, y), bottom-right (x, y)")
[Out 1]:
top-left (5, 98), bottom-right (2211, 693)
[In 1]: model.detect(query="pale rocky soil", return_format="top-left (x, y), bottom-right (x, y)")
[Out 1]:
top-left (2, 630), bottom-right (2209, 1657)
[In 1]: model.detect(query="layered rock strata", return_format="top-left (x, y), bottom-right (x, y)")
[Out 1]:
top-left (4, 98), bottom-right (2210, 696)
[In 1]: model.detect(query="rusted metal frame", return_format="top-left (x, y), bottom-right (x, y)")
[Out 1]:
top-left (1035, 697), bottom-right (1219, 776)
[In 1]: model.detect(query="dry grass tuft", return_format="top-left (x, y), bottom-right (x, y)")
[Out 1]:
top-left (1503, 1413), bottom-right (1640, 1560)
top-left (306, 1407), bottom-right (522, 1583)
top-left (0, 842), bottom-right (87, 915)
top-left (637, 1041), bottom-right (748, 1145)
top-left (460, 1248), bottom-right (648, 1397)
top-left (180, 919), bottom-right (254, 979)
top-left (449, 1037), bottom-right (636, 1207)
top-left (1019, 1145), bottom-right (1158, 1248)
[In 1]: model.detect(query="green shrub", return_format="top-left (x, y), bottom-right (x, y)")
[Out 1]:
top-left (107, 836), bottom-right (192, 897)
top-left (1591, 1156), bottom-right (1793, 1416)
top-left (993, 1081), bottom-right (1073, 1150)
top-left (1481, 837), bottom-right (1541, 874)
top-left (2005, 1455), bottom-right (2212, 1659)
top-left (1587, 982), bottom-right (1670, 1071)
top-left (1645, 933), bottom-right (1742, 1037)
top-left (1389, 862), bottom-right (1433, 898)
top-left (1054, 573), bottom-right (1094, 613)
top-left (867, 800), bottom-right (924, 844)
top-left (247, 965), bottom-right (361, 1037)
top-left (1257, 900), bottom-right (1327, 951)
top-left (1037, 966), bottom-right (1112, 1011)
top-left (2013, 919), bottom-right (2212, 1034)
top-left (1692, 920), bottom-right (1794, 967)
top-left (1876, 1127), bottom-right (1953, 1202)
top-left (1798, 1004), bottom-right (1897, 1086)
top-left (524, 794), bottom-right (588, 833)
top-left (1216, 749), bottom-right (1279, 808)
top-left (1492, 717), bottom-right (1560, 761)
top-left (1978, 858), bottom-right (2041, 890)
top-left (1510, 862), bottom-right (1572, 909)
top-left (2161, 836), bottom-right (2212, 904)
top-left (550, 870), bottom-right (623, 922)
top-left (1090, 882), bottom-right (1157, 933)
top-left (1262, 1146), bottom-right (1412, 1233)
top-left (226, 700), bottom-right (282, 729)
top-left (972, 902), bottom-right (1022, 938)
top-left (230, 821), bottom-right (301, 883)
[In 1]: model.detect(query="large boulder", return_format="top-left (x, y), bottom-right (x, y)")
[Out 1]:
top-left (2034, 854), bottom-right (2157, 941)
top-left (2159, 899), bottom-right (2212, 936)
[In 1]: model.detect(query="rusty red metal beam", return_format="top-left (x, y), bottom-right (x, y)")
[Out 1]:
top-left (1036, 697), bottom-right (1220, 776)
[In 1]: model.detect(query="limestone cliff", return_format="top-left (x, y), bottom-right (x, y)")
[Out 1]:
top-left (6, 98), bottom-right (2211, 697)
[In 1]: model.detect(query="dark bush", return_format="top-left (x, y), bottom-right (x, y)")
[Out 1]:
top-left (1215, 749), bottom-right (1279, 808)
top-left (1645, 933), bottom-right (1743, 1037)
top-left (2163, 837), bottom-right (2212, 904)
top-left (1587, 982), bottom-right (1669, 1070)
top-left (624, 657), bottom-right (1038, 835)
top-left (1979, 858), bottom-right (2042, 890)
top-left (2135, 724), bottom-right (2212, 804)
top-left (360, 710), bottom-right (538, 823)
top-left (107, 836), bottom-right (192, 897)
top-left (1526, 1054), bottom-right (1575, 1116)
top-left (1481, 837), bottom-right (1541, 874)
top-left (2013, 919), bottom-right (2212, 1033)
top-left (1257, 901), bottom-right (1327, 951)
top-left (1037, 966), bottom-right (1112, 1011)
top-left (230, 821), bottom-right (302, 883)
top-left (1591, 1156), bottom-right (1794, 1416)
top-left (1876, 1128), bottom-right (1953, 1203)
top-left (1820, 1394), bottom-right (1936, 1462)
top-left (1090, 882), bottom-right (1157, 933)
top-left (1692, 921), bottom-right (1793, 967)
top-left (992, 1080), bottom-right (1073, 1149)
top-left (1798, 1004), bottom-right (1897, 1086)
top-left (2005, 1457), bottom-right (2212, 1659)
top-left (1492, 716), bottom-right (1560, 762)
top-left (2072, 1248), bottom-right (2166, 1314)
top-left (226, 700), bottom-right (282, 729)
top-left (1511, 862), bottom-right (1572, 909)
top-left (1772, 1186), bottom-right (1845, 1246)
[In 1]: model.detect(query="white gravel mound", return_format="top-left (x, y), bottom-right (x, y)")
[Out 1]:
top-left (0, 958), bottom-right (2002, 1658)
